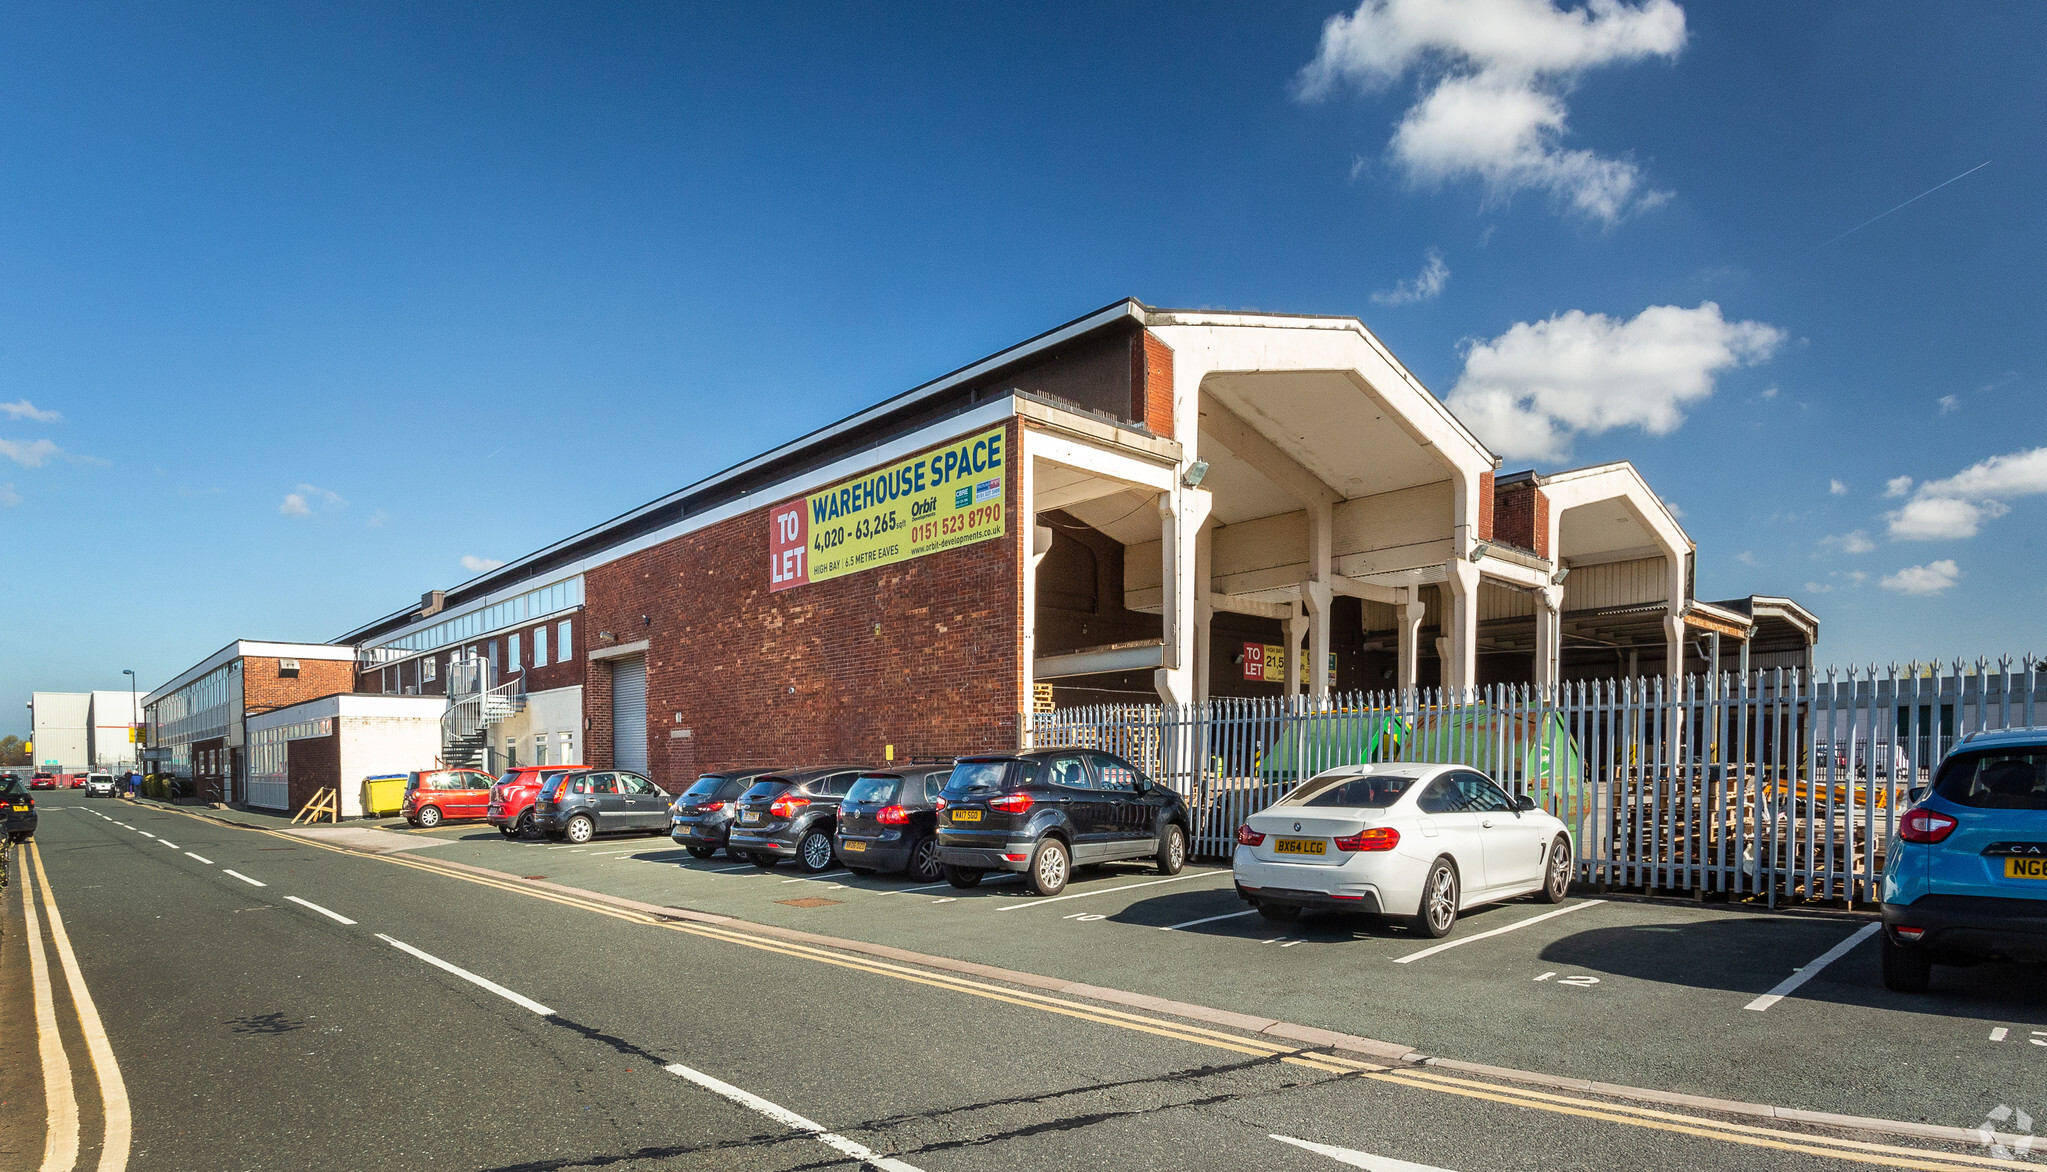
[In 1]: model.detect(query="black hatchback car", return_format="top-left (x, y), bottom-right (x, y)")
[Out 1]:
top-left (836, 766), bottom-right (953, 880)
top-left (726, 766), bottom-right (871, 873)
top-left (934, 749), bottom-right (1190, 896)
top-left (3, 774), bottom-right (35, 842)
top-left (669, 768), bottom-right (783, 859)
top-left (533, 769), bottom-right (675, 844)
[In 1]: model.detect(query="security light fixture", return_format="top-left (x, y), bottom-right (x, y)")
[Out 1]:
top-left (1181, 460), bottom-right (1209, 488)
top-left (1552, 566), bottom-right (1572, 585)
top-left (1469, 540), bottom-right (1491, 562)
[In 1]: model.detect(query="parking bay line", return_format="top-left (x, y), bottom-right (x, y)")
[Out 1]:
top-left (995, 871), bottom-right (1219, 911)
top-left (1744, 922), bottom-right (1881, 1012)
top-left (285, 895), bottom-right (358, 925)
top-left (1393, 901), bottom-right (1605, 964)
top-left (663, 1060), bottom-right (923, 1172)
top-left (1160, 909), bottom-right (1259, 932)
top-left (375, 934), bottom-right (556, 1015)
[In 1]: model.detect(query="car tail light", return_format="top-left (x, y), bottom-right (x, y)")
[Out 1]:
top-left (877, 805), bottom-right (911, 825)
top-left (1236, 824), bottom-right (1265, 847)
top-left (1333, 827), bottom-right (1400, 852)
top-left (769, 795), bottom-right (810, 819)
top-left (1898, 809), bottom-right (1957, 843)
top-left (989, 792), bottom-right (1033, 814)
top-left (699, 800), bottom-right (725, 812)
top-left (934, 797), bottom-right (948, 812)
top-left (1894, 925), bottom-right (1926, 941)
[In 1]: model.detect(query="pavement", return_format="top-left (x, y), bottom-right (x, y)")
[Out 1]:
top-left (7, 791), bottom-right (2044, 1171)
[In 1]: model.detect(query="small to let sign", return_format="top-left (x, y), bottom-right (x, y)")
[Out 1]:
top-left (769, 425), bottom-right (1007, 592)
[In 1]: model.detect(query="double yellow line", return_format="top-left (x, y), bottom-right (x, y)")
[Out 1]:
top-left (164, 808), bottom-right (2022, 1171)
top-left (18, 841), bottom-right (131, 1172)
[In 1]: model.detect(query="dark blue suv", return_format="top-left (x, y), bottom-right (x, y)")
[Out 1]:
top-left (1880, 728), bottom-right (2047, 992)
top-left (933, 749), bottom-right (1189, 897)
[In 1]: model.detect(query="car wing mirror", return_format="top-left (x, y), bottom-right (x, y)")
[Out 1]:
top-left (1515, 794), bottom-right (1536, 812)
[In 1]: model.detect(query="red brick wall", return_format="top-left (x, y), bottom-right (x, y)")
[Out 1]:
top-left (1477, 471), bottom-right (1495, 543)
top-left (244, 657), bottom-right (356, 715)
top-left (1137, 331), bottom-right (1175, 439)
top-left (1492, 484), bottom-right (1551, 559)
top-left (582, 419), bottom-right (1025, 786)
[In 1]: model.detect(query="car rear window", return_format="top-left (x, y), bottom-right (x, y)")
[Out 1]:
top-left (846, 776), bottom-right (900, 805)
top-left (942, 761), bottom-right (1015, 798)
top-left (742, 779), bottom-right (793, 802)
top-left (2, 778), bottom-right (26, 797)
top-left (1290, 773), bottom-right (1417, 809)
top-left (1934, 749), bottom-right (2047, 811)
top-left (682, 775), bottom-right (730, 801)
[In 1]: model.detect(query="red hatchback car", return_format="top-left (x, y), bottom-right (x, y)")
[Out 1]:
top-left (400, 768), bottom-right (498, 828)
top-left (486, 765), bottom-right (583, 839)
top-left (29, 773), bottom-right (56, 790)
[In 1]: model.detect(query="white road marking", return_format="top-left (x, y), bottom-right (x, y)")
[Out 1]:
top-left (185, 852), bottom-right (214, 864)
top-left (1745, 922), bottom-right (1882, 1011)
top-left (222, 869), bottom-right (267, 888)
top-left (1991, 1027), bottom-right (2009, 1042)
top-left (1280, 940), bottom-right (1304, 948)
top-left (1270, 1133), bottom-right (1455, 1170)
top-left (712, 864), bottom-right (756, 873)
top-left (664, 1061), bottom-right (924, 1172)
top-left (376, 935), bottom-right (555, 1015)
top-left (1159, 909), bottom-right (1259, 932)
top-left (137, 831), bottom-right (155, 838)
top-left (1394, 901), bottom-right (1606, 964)
top-left (996, 871), bottom-right (1214, 911)
top-left (20, 852), bottom-right (80, 1171)
top-left (159, 840), bottom-right (178, 849)
top-left (1534, 971), bottom-right (1556, 982)
top-left (589, 849), bottom-right (642, 857)
top-left (29, 842), bottom-right (133, 1172)
top-left (285, 896), bottom-right (358, 925)
top-left (877, 882), bottom-right (956, 894)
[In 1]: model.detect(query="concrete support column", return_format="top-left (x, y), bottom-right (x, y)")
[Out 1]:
top-left (1193, 521), bottom-right (1215, 707)
top-left (1285, 604), bottom-right (1310, 699)
top-left (1397, 586), bottom-right (1426, 695)
top-left (1444, 558), bottom-right (1482, 699)
top-left (1664, 613), bottom-right (1686, 682)
top-left (1534, 584), bottom-right (1564, 698)
top-left (1306, 500), bottom-right (1333, 700)
top-left (1019, 450), bottom-right (1043, 746)
top-left (1152, 484), bottom-right (1212, 707)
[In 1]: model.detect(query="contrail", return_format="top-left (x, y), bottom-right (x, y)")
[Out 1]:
top-left (1810, 160), bottom-right (1991, 252)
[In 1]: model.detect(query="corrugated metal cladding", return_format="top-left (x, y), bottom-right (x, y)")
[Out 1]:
top-left (1565, 556), bottom-right (1669, 610)
top-left (610, 656), bottom-right (648, 774)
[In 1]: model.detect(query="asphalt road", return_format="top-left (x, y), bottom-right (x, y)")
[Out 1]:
top-left (6, 793), bottom-right (2039, 1172)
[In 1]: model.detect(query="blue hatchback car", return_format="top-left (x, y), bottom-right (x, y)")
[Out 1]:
top-left (1879, 728), bottom-right (2047, 992)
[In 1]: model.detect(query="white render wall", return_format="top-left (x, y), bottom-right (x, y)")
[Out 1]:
top-left (493, 685), bottom-right (583, 770)
top-left (87, 690), bottom-right (142, 770)
top-left (30, 692), bottom-right (91, 773)
top-left (335, 713), bottom-right (444, 818)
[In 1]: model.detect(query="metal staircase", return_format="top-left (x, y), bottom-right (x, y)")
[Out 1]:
top-left (440, 658), bottom-right (524, 770)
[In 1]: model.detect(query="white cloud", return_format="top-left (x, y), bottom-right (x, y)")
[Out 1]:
top-left (0, 399), bottom-right (60, 423)
top-left (1881, 560), bottom-right (1961, 596)
top-left (461, 555), bottom-right (506, 573)
top-left (1295, 0), bottom-right (1687, 222)
top-left (1445, 301), bottom-right (1785, 461)
top-left (366, 510), bottom-right (389, 529)
top-left (1819, 530), bottom-right (1876, 555)
top-left (1885, 446), bottom-right (2047, 540)
top-left (295, 483), bottom-right (346, 507)
top-left (1828, 479), bottom-right (1847, 496)
top-left (0, 482), bottom-right (18, 507)
top-left (0, 438), bottom-right (60, 467)
top-left (1735, 550), bottom-right (1757, 566)
top-left (1372, 248), bottom-right (1451, 305)
top-left (1937, 394), bottom-right (1960, 414)
top-left (1883, 475), bottom-right (1913, 498)
top-left (1759, 386), bottom-right (1778, 400)
top-left (281, 483), bottom-right (346, 518)
top-left (279, 493), bottom-right (311, 517)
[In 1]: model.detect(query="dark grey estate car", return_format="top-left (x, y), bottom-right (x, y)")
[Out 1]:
top-left (726, 766), bottom-right (871, 873)
top-left (934, 749), bottom-right (1190, 897)
top-left (836, 767), bottom-right (953, 880)
top-left (669, 768), bottom-right (784, 859)
top-left (533, 770), bottom-right (674, 844)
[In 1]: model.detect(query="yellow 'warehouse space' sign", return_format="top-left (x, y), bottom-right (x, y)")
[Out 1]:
top-left (768, 426), bottom-right (1007, 591)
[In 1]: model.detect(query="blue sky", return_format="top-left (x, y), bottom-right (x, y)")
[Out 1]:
top-left (3, 1), bottom-right (2043, 727)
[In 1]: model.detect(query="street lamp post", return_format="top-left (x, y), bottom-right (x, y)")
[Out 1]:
top-left (122, 669), bottom-right (138, 798)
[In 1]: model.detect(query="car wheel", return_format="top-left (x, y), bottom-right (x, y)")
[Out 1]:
top-left (1535, 835), bottom-right (1573, 904)
top-left (907, 834), bottom-right (943, 883)
top-left (1028, 837), bottom-right (1070, 897)
top-left (1256, 902), bottom-right (1299, 922)
top-left (1154, 824), bottom-right (1186, 875)
top-left (516, 811), bottom-right (535, 838)
top-left (797, 829), bottom-right (836, 873)
top-left (945, 864), bottom-right (983, 888)
top-left (565, 815), bottom-right (594, 845)
top-left (686, 845), bottom-right (716, 859)
top-left (416, 806), bottom-right (443, 829)
top-left (1880, 934), bottom-right (1933, 994)
top-left (1411, 857), bottom-right (1460, 939)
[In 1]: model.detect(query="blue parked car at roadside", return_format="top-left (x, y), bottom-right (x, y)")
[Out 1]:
top-left (1880, 728), bottom-right (2047, 992)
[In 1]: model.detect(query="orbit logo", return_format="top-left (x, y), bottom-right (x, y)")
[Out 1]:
top-left (1979, 1105), bottom-right (2035, 1161)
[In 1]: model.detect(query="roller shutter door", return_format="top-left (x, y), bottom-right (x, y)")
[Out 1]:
top-left (609, 655), bottom-right (648, 774)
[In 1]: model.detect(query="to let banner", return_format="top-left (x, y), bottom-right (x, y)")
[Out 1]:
top-left (768, 426), bottom-right (1007, 592)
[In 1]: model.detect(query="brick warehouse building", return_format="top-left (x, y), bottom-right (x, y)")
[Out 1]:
top-left (328, 299), bottom-right (1815, 790)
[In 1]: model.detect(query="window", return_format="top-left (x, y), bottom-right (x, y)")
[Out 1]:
top-left (533, 734), bottom-right (549, 766)
top-left (509, 633), bottom-right (521, 673)
top-left (618, 774), bottom-right (655, 795)
top-left (846, 776), bottom-right (900, 805)
top-left (532, 626), bottom-right (547, 668)
top-left (487, 641), bottom-right (498, 674)
top-left (557, 619), bottom-right (572, 663)
top-left (557, 731), bottom-right (575, 765)
top-left (1045, 755), bottom-right (1089, 790)
top-left (1416, 778), bottom-right (1458, 815)
top-left (1934, 750), bottom-right (2047, 810)
top-left (1452, 772), bottom-right (1515, 813)
top-left (1090, 754), bottom-right (1142, 792)
top-left (423, 658), bottom-right (437, 682)
top-left (504, 738), bottom-right (518, 769)
top-left (1294, 773), bottom-right (1415, 809)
